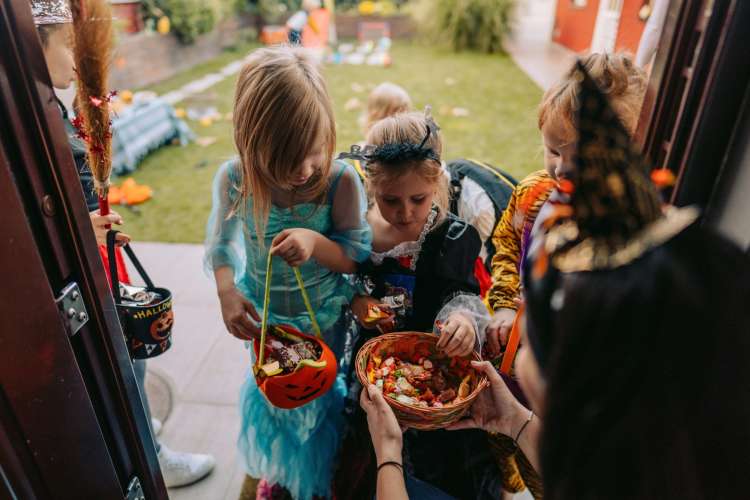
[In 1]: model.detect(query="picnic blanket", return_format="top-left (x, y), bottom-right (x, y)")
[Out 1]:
top-left (112, 98), bottom-right (194, 175)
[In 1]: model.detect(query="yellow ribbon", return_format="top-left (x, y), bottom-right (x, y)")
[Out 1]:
top-left (256, 253), bottom-right (322, 370)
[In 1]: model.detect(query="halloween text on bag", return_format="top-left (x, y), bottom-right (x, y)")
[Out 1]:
top-left (130, 298), bottom-right (173, 320)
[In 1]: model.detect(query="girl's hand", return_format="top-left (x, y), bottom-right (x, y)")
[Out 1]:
top-left (436, 312), bottom-right (476, 357)
top-left (218, 286), bottom-right (261, 341)
top-left (351, 295), bottom-right (395, 330)
top-left (90, 210), bottom-right (130, 246)
top-left (360, 384), bottom-right (403, 464)
top-left (270, 228), bottom-right (319, 267)
top-left (447, 360), bottom-right (527, 436)
top-left (485, 307), bottom-right (517, 356)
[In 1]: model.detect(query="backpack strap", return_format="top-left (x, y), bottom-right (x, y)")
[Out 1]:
top-left (449, 166), bottom-right (464, 216)
top-left (446, 159), bottom-right (519, 267)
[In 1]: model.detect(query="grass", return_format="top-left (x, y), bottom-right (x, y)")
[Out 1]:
top-left (122, 41), bottom-right (543, 243)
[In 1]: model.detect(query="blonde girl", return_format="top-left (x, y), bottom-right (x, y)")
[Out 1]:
top-left (335, 111), bottom-right (500, 499)
top-left (205, 46), bottom-right (371, 500)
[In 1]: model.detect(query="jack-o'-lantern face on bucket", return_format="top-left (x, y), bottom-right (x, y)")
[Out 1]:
top-left (253, 325), bottom-right (338, 409)
top-left (150, 310), bottom-right (174, 340)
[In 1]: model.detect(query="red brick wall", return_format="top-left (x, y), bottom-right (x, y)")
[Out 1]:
top-left (553, 0), bottom-right (601, 53)
top-left (614, 0), bottom-right (647, 54)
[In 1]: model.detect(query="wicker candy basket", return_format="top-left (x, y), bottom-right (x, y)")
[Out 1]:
top-left (355, 331), bottom-right (488, 430)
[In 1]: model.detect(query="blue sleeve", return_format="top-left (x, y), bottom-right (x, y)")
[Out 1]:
top-left (204, 159), bottom-right (245, 278)
top-left (329, 160), bottom-right (372, 263)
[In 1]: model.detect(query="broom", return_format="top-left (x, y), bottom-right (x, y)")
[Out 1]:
top-left (70, 0), bottom-right (115, 221)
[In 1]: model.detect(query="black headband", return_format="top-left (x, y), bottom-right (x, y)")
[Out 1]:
top-left (337, 114), bottom-right (441, 167)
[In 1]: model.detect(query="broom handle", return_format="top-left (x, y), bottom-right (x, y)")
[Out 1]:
top-left (98, 195), bottom-right (111, 229)
top-left (499, 303), bottom-right (524, 374)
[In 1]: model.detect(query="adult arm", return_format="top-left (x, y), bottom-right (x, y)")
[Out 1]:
top-left (360, 385), bottom-right (409, 500)
top-left (448, 361), bottom-right (541, 471)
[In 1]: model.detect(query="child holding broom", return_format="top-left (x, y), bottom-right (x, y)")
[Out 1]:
top-left (204, 46), bottom-right (372, 500)
top-left (32, 0), bottom-right (215, 487)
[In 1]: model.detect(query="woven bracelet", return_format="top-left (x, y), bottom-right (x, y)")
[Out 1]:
top-left (513, 410), bottom-right (535, 451)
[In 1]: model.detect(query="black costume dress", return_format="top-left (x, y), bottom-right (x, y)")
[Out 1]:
top-left (335, 210), bottom-right (503, 500)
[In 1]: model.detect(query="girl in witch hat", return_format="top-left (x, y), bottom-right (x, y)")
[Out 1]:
top-left (31, 0), bottom-right (215, 488)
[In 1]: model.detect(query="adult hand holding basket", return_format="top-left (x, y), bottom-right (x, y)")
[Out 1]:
top-left (355, 332), bottom-right (489, 430)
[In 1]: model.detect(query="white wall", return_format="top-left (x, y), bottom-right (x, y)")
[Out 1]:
top-left (513, 0), bottom-right (557, 43)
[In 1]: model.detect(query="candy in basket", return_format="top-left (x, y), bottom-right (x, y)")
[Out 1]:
top-left (356, 332), bottom-right (488, 430)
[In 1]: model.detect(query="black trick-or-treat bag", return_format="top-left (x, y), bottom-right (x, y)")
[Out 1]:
top-left (107, 230), bottom-right (173, 359)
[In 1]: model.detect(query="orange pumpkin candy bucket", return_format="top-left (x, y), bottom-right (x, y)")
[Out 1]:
top-left (252, 255), bottom-right (338, 410)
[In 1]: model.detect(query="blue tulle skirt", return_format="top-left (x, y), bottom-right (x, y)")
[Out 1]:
top-left (238, 373), bottom-right (346, 500)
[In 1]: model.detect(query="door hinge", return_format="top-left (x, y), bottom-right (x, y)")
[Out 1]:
top-left (125, 476), bottom-right (145, 500)
top-left (55, 282), bottom-right (88, 337)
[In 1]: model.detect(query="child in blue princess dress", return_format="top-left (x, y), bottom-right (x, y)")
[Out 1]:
top-left (205, 46), bottom-right (372, 500)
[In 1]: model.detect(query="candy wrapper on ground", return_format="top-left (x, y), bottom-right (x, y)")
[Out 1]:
top-left (356, 332), bottom-right (488, 430)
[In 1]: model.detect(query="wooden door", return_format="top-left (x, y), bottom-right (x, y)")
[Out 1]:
top-left (636, 0), bottom-right (750, 210)
top-left (0, 0), bottom-right (167, 498)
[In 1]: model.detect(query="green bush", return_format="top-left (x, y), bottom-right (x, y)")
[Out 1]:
top-left (146, 0), bottom-right (248, 44)
top-left (413, 0), bottom-right (515, 53)
top-left (149, 0), bottom-right (215, 43)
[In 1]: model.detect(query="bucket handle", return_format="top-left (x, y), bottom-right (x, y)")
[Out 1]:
top-left (499, 303), bottom-right (524, 375)
top-left (256, 252), bottom-right (323, 369)
top-left (106, 230), bottom-right (156, 304)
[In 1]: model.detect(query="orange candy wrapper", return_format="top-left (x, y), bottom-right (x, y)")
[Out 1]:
top-left (364, 303), bottom-right (391, 325)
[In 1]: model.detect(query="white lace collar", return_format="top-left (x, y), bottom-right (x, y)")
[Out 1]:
top-left (371, 207), bottom-right (439, 270)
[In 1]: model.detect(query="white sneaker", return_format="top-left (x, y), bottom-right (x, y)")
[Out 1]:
top-left (151, 418), bottom-right (163, 436)
top-left (158, 444), bottom-right (215, 488)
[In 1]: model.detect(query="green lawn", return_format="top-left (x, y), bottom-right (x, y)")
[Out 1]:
top-left (122, 41), bottom-right (543, 243)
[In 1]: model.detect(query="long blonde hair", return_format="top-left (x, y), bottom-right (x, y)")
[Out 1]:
top-left (365, 111), bottom-right (450, 217)
top-left (233, 46), bottom-right (336, 239)
top-left (539, 52), bottom-right (647, 138)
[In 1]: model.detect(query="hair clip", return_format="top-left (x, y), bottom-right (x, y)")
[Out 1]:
top-left (419, 106), bottom-right (441, 149)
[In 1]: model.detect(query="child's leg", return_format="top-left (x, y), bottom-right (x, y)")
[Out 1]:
top-left (238, 475), bottom-right (258, 500)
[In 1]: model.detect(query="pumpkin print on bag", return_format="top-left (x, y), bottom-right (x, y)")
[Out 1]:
top-left (150, 310), bottom-right (174, 341)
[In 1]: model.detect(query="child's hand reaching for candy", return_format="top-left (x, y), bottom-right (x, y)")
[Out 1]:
top-left (436, 313), bottom-right (476, 357)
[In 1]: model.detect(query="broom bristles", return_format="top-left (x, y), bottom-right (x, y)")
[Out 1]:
top-left (70, 0), bottom-right (114, 198)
